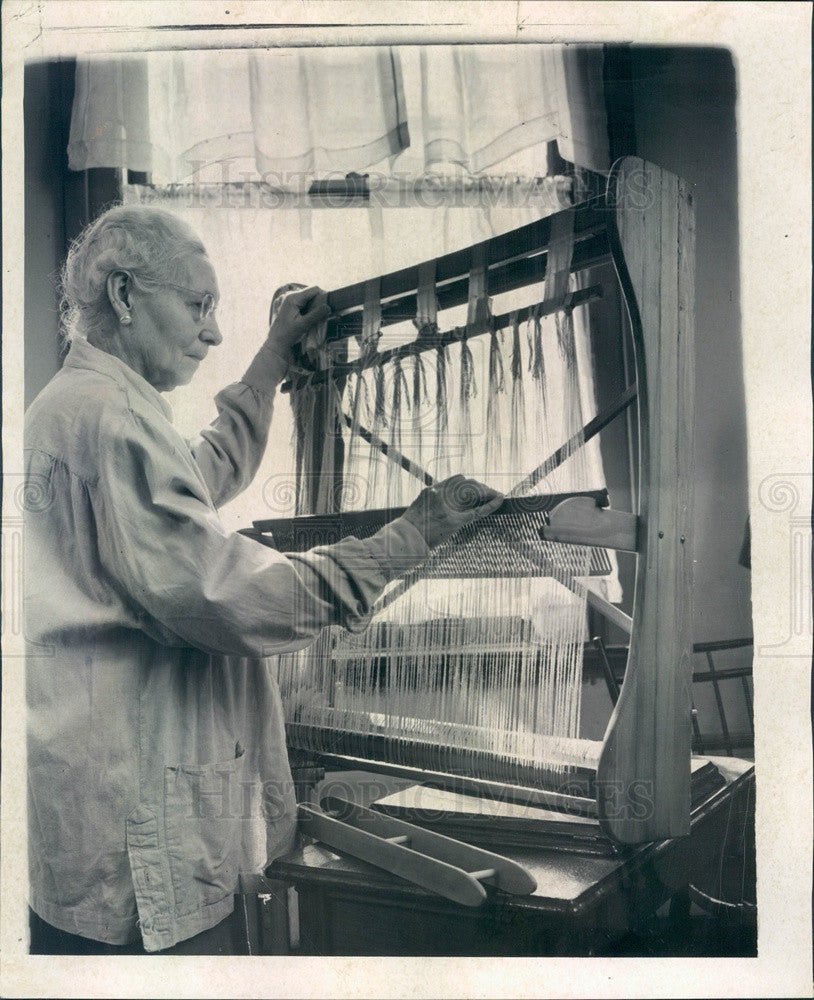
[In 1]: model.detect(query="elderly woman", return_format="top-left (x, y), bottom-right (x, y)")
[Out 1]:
top-left (25, 206), bottom-right (501, 955)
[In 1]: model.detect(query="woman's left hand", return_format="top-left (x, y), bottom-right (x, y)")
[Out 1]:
top-left (267, 285), bottom-right (331, 355)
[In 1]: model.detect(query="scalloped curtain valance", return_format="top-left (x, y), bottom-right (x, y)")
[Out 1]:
top-left (68, 44), bottom-right (609, 183)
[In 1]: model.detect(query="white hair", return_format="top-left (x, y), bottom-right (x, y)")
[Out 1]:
top-left (59, 205), bottom-right (208, 343)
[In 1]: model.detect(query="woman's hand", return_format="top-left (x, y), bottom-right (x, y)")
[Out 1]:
top-left (401, 475), bottom-right (504, 549)
top-left (267, 285), bottom-right (331, 356)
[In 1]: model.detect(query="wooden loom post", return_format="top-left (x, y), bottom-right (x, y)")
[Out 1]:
top-left (596, 157), bottom-right (696, 843)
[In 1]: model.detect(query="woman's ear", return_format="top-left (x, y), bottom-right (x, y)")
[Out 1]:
top-left (106, 270), bottom-right (132, 325)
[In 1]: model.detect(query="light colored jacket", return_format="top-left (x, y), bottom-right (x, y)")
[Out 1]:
top-left (24, 337), bottom-right (428, 951)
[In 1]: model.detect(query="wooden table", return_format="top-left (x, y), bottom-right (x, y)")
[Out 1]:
top-left (241, 758), bottom-right (754, 956)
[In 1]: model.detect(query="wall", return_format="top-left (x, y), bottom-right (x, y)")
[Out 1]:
top-left (630, 47), bottom-right (752, 738)
top-left (24, 61), bottom-right (70, 407)
top-left (631, 46), bottom-right (750, 639)
top-left (24, 60), bottom-right (119, 407)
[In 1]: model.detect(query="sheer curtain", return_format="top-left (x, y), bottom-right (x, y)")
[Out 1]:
top-left (69, 44), bottom-right (608, 182)
top-left (418, 45), bottom-right (608, 175)
top-left (69, 47), bottom-right (410, 182)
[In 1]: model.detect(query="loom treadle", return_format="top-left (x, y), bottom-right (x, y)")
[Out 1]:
top-left (298, 796), bottom-right (537, 906)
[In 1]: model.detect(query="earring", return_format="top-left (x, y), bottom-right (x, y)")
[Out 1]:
top-left (120, 314), bottom-right (132, 326)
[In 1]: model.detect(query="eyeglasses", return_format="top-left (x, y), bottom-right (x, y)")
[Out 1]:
top-left (161, 282), bottom-right (218, 323)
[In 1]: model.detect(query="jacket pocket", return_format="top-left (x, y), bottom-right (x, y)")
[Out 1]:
top-left (164, 747), bottom-right (247, 915)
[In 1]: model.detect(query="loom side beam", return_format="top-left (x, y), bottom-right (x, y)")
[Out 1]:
top-left (540, 497), bottom-right (639, 552)
top-left (596, 157), bottom-right (695, 845)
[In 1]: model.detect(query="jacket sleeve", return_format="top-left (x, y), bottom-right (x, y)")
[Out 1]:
top-left (188, 342), bottom-right (288, 509)
top-left (94, 403), bottom-right (429, 658)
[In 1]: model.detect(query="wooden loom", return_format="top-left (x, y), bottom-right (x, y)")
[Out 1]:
top-left (246, 157), bottom-right (697, 852)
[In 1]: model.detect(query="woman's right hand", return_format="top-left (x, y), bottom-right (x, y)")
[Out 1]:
top-left (267, 285), bottom-right (331, 355)
top-left (401, 475), bottom-right (504, 549)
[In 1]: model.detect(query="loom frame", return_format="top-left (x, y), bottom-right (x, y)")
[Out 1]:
top-left (250, 156), bottom-right (695, 848)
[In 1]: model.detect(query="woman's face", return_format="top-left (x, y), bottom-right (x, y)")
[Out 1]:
top-left (129, 254), bottom-right (222, 392)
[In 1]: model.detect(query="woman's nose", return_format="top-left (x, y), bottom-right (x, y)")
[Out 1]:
top-left (201, 317), bottom-right (223, 346)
